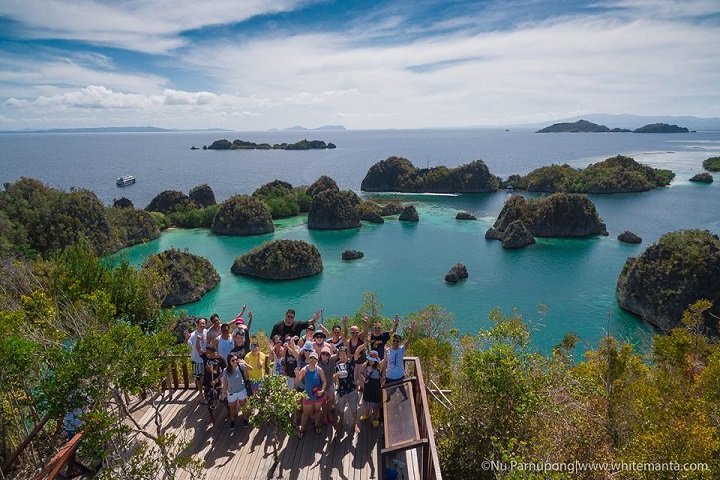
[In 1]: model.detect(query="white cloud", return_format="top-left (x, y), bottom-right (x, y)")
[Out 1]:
top-left (0, 0), bottom-right (314, 54)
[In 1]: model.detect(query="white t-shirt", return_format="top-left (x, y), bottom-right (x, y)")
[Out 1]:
top-left (188, 330), bottom-right (207, 363)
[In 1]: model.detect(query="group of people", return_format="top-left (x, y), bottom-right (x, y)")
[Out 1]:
top-left (185, 306), bottom-right (414, 437)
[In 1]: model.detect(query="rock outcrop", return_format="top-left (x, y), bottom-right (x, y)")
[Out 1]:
top-left (488, 194), bottom-right (608, 239)
top-left (307, 190), bottom-right (361, 230)
top-left (211, 195), bottom-right (274, 236)
top-left (342, 250), bottom-right (364, 260)
top-left (456, 212), bottom-right (477, 220)
top-left (143, 248), bottom-right (220, 307)
top-left (703, 156), bottom-right (720, 172)
top-left (380, 203), bottom-right (404, 216)
top-left (445, 263), bottom-right (468, 283)
top-left (361, 157), bottom-right (500, 193)
top-left (231, 240), bottom-right (323, 280)
top-left (146, 190), bottom-right (193, 214)
top-left (618, 231), bottom-right (642, 244)
top-left (616, 229), bottom-right (720, 334)
top-left (399, 205), bottom-right (419, 222)
top-left (106, 207), bottom-right (161, 248)
top-left (690, 173), bottom-right (713, 183)
top-left (306, 176), bottom-right (339, 197)
top-left (113, 197), bottom-right (133, 209)
top-left (189, 184), bottom-right (216, 207)
top-left (501, 221), bottom-right (536, 249)
top-left (357, 202), bottom-right (384, 224)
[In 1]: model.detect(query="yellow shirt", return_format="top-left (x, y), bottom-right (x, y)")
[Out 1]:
top-left (244, 351), bottom-right (266, 381)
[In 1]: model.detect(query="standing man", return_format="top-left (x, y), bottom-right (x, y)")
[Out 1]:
top-left (186, 318), bottom-right (207, 400)
top-left (231, 311), bottom-right (253, 358)
top-left (201, 345), bottom-right (226, 424)
top-left (369, 314), bottom-right (399, 360)
top-left (384, 320), bottom-right (415, 401)
top-left (271, 309), bottom-right (320, 339)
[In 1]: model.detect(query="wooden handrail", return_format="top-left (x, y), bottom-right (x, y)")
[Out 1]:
top-left (1, 413), bottom-right (51, 474)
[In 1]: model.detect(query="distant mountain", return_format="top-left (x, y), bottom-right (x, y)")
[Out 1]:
top-left (0, 126), bottom-right (230, 134)
top-left (537, 120), bottom-right (611, 133)
top-left (282, 125), bottom-right (346, 131)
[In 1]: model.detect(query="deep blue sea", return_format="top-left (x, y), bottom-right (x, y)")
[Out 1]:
top-left (2, 128), bottom-right (719, 352)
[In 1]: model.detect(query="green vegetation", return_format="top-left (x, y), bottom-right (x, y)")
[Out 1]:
top-left (188, 183), bottom-right (216, 207)
top-left (511, 156), bottom-right (675, 193)
top-left (252, 180), bottom-right (311, 219)
top-left (231, 239), bottom-right (323, 279)
top-left (145, 190), bottom-right (194, 214)
top-left (306, 175), bottom-right (339, 197)
top-left (143, 248), bottom-right (220, 307)
top-left (211, 195), bottom-right (274, 235)
top-left (206, 138), bottom-right (335, 150)
top-left (617, 230), bottom-right (720, 333)
top-left (361, 157), bottom-right (500, 193)
top-left (703, 156), bottom-right (720, 172)
top-left (0, 178), bottom-right (161, 258)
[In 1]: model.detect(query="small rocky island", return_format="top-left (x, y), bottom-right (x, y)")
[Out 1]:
top-left (537, 119), bottom-right (689, 134)
top-left (618, 231), bottom-right (642, 244)
top-left (146, 190), bottom-right (194, 214)
top-left (399, 205), bottom-right (419, 222)
top-left (231, 240), bottom-right (323, 280)
top-left (486, 193), bottom-right (608, 248)
top-left (205, 138), bottom-right (336, 150)
top-left (143, 248), bottom-right (220, 307)
top-left (633, 123), bottom-right (689, 133)
top-left (211, 195), bottom-right (274, 235)
top-left (308, 190), bottom-right (361, 230)
top-left (342, 250), bottom-right (364, 260)
top-left (616, 229), bottom-right (720, 334)
top-left (445, 263), bottom-right (468, 283)
top-left (690, 173), bottom-right (713, 183)
top-left (361, 157), bottom-right (500, 193)
top-left (506, 155), bottom-right (674, 193)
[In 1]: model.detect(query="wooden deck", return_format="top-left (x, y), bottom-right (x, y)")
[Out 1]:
top-left (132, 389), bottom-right (421, 480)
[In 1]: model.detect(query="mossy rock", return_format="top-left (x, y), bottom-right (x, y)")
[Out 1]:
top-left (231, 239), bottom-right (323, 280)
top-left (211, 195), bottom-right (274, 236)
top-left (703, 156), bottom-right (720, 172)
top-left (617, 230), bottom-right (720, 334)
top-left (307, 190), bottom-right (360, 230)
top-left (361, 156), bottom-right (499, 193)
top-left (143, 248), bottom-right (220, 307)
top-left (107, 207), bottom-right (161, 249)
top-left (492, 193), bottom-right (607, 238)
top-left (690, 173), bottom-right (713, 183)
top-left (501, 220), bottom-right (535, 249)
top-left (113, 197), bottom-right (133, 209)
top-left (456, 212), bottom-right (477, 220)
top-left (189, 184), bottom-right (216, 207)
top-left (306, 176), bottom-right (339, 197)
top-left (146, 190), bottom-right (194, 214)
top-left (380, 203), bottom-right (404, 216)
top-left (399, 205), bottom-right (419, 222)
top-left (357, 202), bottom-right (384, 223)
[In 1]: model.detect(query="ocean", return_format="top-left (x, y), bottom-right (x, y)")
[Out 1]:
top-left (2, 128), bottom-right (719, 352)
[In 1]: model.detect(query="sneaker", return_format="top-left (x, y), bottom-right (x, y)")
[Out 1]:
top-left (229, 421), bottom-right (236, 431)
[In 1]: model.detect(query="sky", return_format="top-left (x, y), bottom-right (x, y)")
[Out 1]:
top-left (1, 0), bottom-right (719, 130)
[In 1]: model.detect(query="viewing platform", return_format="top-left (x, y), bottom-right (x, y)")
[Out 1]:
top-left (130, 356), bottom-right (442, 480)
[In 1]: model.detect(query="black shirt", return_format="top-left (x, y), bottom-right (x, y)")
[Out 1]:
top-left (271, 320), bottom-right (310, 339)
top-left (201, 354), bottom-right (227, 389)
top-left (370, 332), bottom-right (391, 360)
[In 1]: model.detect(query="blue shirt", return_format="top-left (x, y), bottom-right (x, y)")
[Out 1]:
top-left (385, 345), bottom-right (406, 379)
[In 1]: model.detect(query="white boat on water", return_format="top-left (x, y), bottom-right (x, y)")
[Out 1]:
top-left (116, 175), bottom-right (136, 187)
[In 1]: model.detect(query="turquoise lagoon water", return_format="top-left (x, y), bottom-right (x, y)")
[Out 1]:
top-left (3, 129), bottom-right (720, 353)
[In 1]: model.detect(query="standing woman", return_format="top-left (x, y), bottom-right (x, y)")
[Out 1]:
top-left (295, 351), bottom-right (327, 437)
top-left (359, 350), bottom-right (385, 429)
top-left (222, 352), bottom-right (251, 430)
top-left (269, 335), bottom-right (285, 376)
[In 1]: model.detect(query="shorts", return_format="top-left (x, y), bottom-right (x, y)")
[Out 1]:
top-left (192, 361), bottom-right (204, 379)
top-left (227, 390), bottom-right (247, 404)
top-left (302, 397), bottom-right (324, 407)
top-left (250, 380), bottom-right (262, 394)
top-left (336, 390), bottom-right (358, 413)
top-left (287, 377), bottom-right (296, 389)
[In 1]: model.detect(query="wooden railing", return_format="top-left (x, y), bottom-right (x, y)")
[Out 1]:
top-left (381, 356), bottom-right (443, 480)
